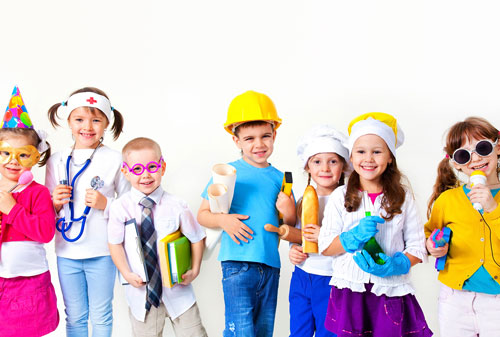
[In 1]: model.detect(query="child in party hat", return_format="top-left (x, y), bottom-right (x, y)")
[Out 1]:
top-left (318, 113), bottom-right (432, 337)
top-left (0, 86), bottom-right (59, 337)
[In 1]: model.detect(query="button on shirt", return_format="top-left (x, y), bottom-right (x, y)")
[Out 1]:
top-left (108, 186), bottom-right (206, 321)
top-left (425, 186), bottom-right (500, 291)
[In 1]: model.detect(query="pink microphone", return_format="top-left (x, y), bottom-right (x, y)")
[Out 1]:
top-left (8, 171), bottom-right (34, 192)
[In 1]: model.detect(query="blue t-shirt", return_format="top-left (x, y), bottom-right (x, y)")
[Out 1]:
top-left (202, 158), bottom-right (284, 268)
top-left (461, 185), bottom-right (500, 294)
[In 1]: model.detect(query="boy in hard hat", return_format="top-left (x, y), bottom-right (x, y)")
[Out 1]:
top-left (198, 91), bottom-right (296, 336)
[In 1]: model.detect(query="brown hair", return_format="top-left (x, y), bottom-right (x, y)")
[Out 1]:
top-left (0, 128), bottom-right (51, 167)
top-left (427, 117), bottom-right (499, 217)
top-left (233, 121), bottom-right (274, 137)
top-left (122, 137), bottom-right (162, 162)
top-left (47, 87), bottom-right (124, 140)
top-left (344, 155), bottom-right (406, 221)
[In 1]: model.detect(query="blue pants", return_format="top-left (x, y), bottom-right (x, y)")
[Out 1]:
top-left (57, 256), bottom-right (116, 337)
top-left (221, 261), bottom-right (280, 337)
top-left (289, 266), bottom-right (335, 337)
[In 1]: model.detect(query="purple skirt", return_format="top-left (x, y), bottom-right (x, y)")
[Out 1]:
top-left (325, 284), bottom-right (433, 337)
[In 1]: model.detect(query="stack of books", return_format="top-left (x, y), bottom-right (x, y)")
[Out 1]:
top-left (158, 230), bottom-right (192, 288)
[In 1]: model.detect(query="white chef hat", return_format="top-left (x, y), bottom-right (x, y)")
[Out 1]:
top-left (297, 124), bottom-right (351, 169)
top-left (347, 112), bottom-right (404, 156)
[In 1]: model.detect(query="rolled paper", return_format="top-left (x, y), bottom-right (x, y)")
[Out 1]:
top-left (205, 183), bottom-right (229, 252)
top-left (212, 163), bottom-right (236, 207)
top-left (204, 164), bottom-right (237, 257)
top-left (207, 183), bottom-right (229, 214)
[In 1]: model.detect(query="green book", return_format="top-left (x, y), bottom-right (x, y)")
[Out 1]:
top-left (167, 236), bottom-right (192, 284)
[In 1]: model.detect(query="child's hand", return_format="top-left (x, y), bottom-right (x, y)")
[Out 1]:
top-left (180, 268), bottom-right (200, 285)
top-left (289, 244), bottom-right (307, 265)
top-left (52, 184), bottom-right (72, 208)
top-left (0, 191), bottom-right (16, 214)
top-left (276, 191), bottom-right (295, 218)
top-left (303, 224), bottom-right (320, 242)
top-left (125, 272), bottom-right (146, 288)
top-left (85, 189), bottom-right (107, 210)
top-left (468, 184), bottom-right (498, 213)
top-left (220, 213), bottom-right (253, 244)
top-left (426, 236), bottom-right (448, 258)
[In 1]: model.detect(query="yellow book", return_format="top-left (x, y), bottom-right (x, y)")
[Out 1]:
top-left (158, 230), bottom-right (182, 287)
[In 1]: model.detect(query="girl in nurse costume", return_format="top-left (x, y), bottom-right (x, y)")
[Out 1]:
top-left (45, 87), bottom-right (129, 337)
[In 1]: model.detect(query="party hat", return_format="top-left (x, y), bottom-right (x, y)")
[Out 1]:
top-left (3, 86), bottom-right (33, 129)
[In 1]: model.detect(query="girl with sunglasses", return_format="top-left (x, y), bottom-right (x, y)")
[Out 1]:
top-left (426, 116), bottom-right (500, 337)
top-left (45, 87), bottom-right (130, 337)
top-left (0, 87), bottom-right (58, 337)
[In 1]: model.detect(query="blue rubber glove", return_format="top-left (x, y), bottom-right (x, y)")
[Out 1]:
top-left (339, 216), bottom-right (384, 253)
top-left (353, 250), bottom-right (411, 277)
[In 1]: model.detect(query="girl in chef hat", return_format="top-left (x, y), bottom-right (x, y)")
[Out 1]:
top-left (289, 124), bottom-right (350, 337)
top-left (318, 113), bottom-right (432, 337)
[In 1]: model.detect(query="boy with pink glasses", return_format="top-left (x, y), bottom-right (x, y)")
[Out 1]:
top-left (108, 137), bottom-right (207, 337)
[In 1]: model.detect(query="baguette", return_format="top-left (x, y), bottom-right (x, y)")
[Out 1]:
top-left (301, 185), bottom-right (319, 253)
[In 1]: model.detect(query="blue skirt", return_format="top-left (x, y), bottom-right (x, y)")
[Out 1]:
top-left (325, 284), bottom-right (433, 337)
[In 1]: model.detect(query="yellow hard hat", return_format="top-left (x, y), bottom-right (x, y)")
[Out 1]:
top-left (224, 91), bottom-right (282, 135)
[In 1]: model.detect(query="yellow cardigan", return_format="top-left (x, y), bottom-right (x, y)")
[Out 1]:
top-left (425, 186), bottom-right (500, 289)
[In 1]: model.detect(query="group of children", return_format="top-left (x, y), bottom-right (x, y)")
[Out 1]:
top-left (0, 86), bottom-right (498, 337)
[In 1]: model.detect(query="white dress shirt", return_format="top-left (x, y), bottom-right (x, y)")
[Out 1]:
top-left (108, 186), bottom-right (206, 321)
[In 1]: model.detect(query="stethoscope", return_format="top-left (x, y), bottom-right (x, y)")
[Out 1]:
top-left (56, 140), bottom-right (104, 242)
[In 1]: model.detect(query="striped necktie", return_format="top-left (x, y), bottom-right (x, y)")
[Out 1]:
top-left (139, 196), bottom-right (162, 310)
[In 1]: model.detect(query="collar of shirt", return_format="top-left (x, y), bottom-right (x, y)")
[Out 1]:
top-left (130, 186), bottom-right (164, 206)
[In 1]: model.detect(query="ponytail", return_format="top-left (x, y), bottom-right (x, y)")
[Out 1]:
top-left (47, 102), bottom-right (64, 128)
top-left (48, 87), bottom-right (123, 140)
top-left (427, 158), bottom-right (459, 217)
top-left (110, 108), bottom-right (124, 140)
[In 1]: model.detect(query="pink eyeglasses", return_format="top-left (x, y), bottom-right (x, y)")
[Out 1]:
top-left (123, 157), bottom-right (164, 175)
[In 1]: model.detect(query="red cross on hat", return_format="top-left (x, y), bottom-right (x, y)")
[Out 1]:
top-left (86, 97), bottom-right (97, 104)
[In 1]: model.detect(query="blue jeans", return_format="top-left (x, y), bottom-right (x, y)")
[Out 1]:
top-left (289, 266), bottom-right (335, 337)
top-left (221, 261), bottom-right (280, 337)
top-left (57, 256), bottom-right (116, 337)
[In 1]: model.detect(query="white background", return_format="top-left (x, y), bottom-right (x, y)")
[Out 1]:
top-left (2, 1), bottom-right (500, 336)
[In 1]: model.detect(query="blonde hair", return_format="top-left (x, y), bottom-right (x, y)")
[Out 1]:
top-left (122, 137), bottom-right (162, 161)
